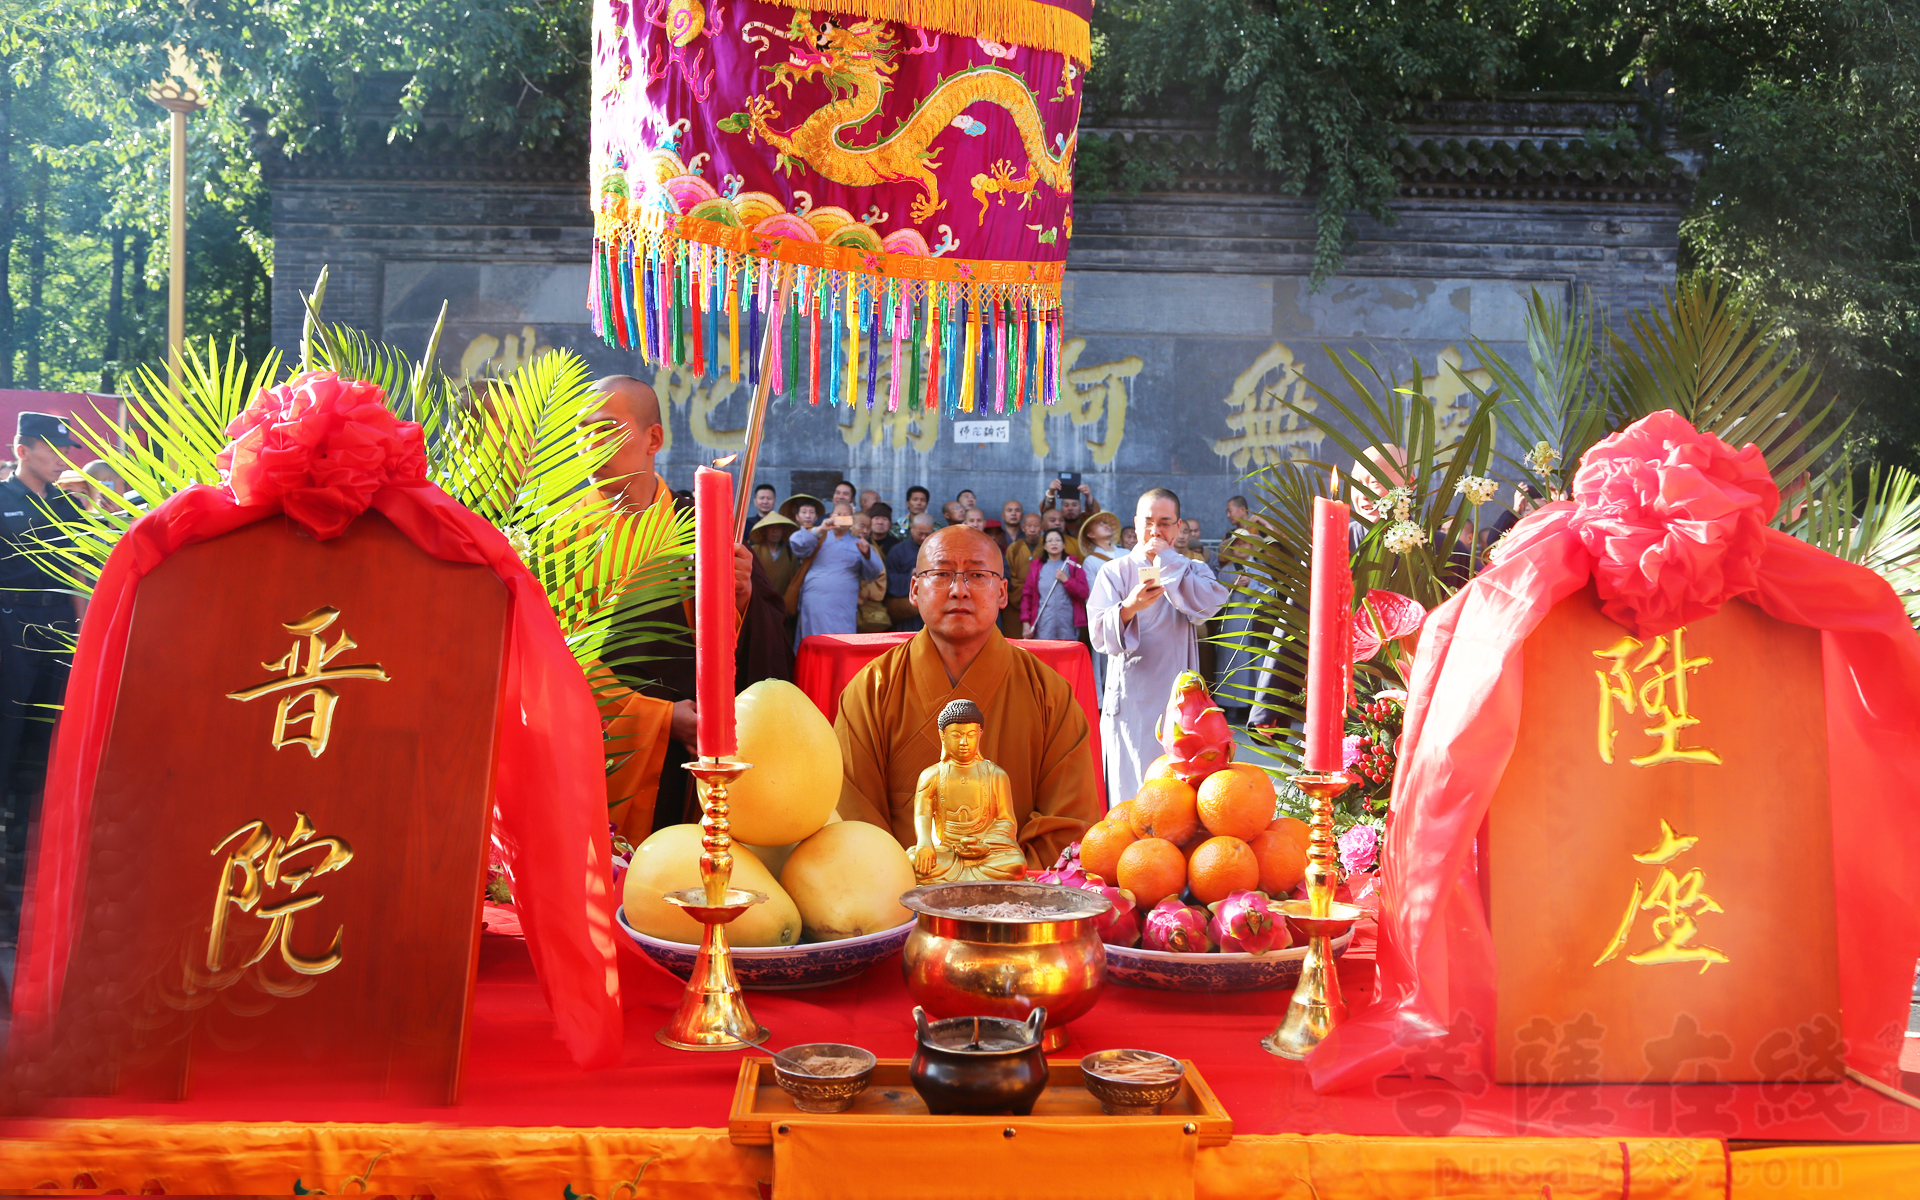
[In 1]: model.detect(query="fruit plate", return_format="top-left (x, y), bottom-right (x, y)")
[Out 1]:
top-left (1102, 929), bottom-right (1354, 992)
top-left (617, 908), bottom-right (915, 991)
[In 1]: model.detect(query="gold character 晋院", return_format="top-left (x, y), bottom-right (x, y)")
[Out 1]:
top-left (207, 812), bottom-right (355, 977)
top-left (1592, 627), bottom-right (1721, 767)
top-left (227, 606), bottom-right (390, 757)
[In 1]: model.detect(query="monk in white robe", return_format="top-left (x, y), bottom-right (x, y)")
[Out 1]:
top-left (836, 527), bottom-right (1099, 869)
top-left (1087, 488), bottom-right (1230, 809)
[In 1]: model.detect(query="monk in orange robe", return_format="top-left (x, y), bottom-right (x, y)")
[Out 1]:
top-left (583, 376), bottom-right (789, 840)
top-left (835, 526), bottom-right (1100, 869)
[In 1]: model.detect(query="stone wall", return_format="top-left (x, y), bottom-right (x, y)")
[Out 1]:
top-left (268, 109), bottom-right (1690, 528)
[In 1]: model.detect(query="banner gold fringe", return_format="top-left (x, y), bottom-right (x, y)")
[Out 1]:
top-left (756, 0), bottom-right (1091, 65)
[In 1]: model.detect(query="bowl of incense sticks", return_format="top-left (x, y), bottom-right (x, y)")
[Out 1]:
top-left (1079, 1049), bottom-right (1187, 1116)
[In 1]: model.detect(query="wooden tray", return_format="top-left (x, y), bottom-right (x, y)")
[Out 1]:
top-left (729, 1057), bottom-right (1233, 1147)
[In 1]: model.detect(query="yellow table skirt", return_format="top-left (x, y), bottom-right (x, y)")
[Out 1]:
top-left (2, 1119), bottom-right (1911, 1198)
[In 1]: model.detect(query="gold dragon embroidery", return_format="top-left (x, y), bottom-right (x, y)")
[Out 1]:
top-left (718, 11), bottom-right (1075, 226)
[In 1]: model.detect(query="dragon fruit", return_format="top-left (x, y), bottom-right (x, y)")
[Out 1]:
top-left (1032, 860), bottom-right (1140, 948)
top-left (1152, 669), bottom-right (1235, 784)
top-left (1142, 896), bottom-right (1214, 953)
top-left (1206, 889), bottom-right (1291, 955)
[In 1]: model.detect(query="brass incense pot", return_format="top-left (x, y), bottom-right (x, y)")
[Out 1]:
top-left (909, 1007), bottom-right (1050, 1116)
top-left (900, 880), bottom-right (1109, 1053)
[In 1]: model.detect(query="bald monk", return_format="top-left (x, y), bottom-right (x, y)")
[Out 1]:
top-left (834, 526), bottom-right (1100, 869)
top-left (583, 376), bottom-right (792, 838)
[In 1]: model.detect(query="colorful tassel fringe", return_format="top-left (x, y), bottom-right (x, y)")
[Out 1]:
top-left (591, 231), bottom-right (1064, 414)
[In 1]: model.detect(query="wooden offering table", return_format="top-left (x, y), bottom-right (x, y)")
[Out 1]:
top-left (6, 915), bottom-right (1917, 1199)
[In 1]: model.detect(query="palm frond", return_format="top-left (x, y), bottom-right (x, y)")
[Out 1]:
top-left (1786, 462), bottom-right (1920, 626)
top-left (1478, 287), bottom-right (1611, 494)
top-left (1607, 276), bottom-right (1844, 492)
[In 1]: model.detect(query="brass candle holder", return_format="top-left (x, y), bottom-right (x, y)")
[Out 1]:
top-left (657, 757), bottom-right (770, 1052)
top-left (1264, 771), bottom-right (1363, 1060)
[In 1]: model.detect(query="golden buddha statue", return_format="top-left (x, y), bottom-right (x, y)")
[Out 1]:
top-left (909, 700), bottom-right (1027, 883)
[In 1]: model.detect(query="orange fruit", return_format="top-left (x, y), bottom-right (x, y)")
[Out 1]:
top-left (1250, 829), bottom-right (1309, 895)
top-left (1267, 816), bottom-right (1312, 856)
top-left (1187, 836), bottom-right (1260, 904)
top-left (1196, 763), bottom-right (1279, 841)
top-left (1078, 818), bottom-right (1138, 884)
top-left (1129, 777), bottom-right (1200, 845)
top-left (1115, 838), bottom-right (1187, 907)
top-left (1107, 800), bottom-right (1136, 829)
top-left (1144, 754), bottom-right (1179, 784)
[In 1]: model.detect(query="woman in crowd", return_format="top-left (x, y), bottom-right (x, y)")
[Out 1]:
top-left (788, 501), bottom-right (883, 640)
top-left (1020, 528), bottom-right (1089, 643)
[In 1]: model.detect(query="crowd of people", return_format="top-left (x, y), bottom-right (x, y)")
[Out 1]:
top-left (737, 478), bottom-right (1244, 646)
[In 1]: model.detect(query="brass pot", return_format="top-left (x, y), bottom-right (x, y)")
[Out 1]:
top-left (899, 881), bottom-right (1109, 1052)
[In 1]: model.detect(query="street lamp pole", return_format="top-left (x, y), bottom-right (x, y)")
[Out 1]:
top-left (149, 50), bottom-right (205, 388)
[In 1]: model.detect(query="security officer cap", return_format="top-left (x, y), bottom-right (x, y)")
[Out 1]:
top-left (16, 412), bottom-right (75, 447)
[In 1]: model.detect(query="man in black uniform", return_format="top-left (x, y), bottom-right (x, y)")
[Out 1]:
top-left (0, 412), bottom-right (85, 900)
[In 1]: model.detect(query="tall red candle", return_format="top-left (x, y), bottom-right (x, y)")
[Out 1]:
top-left (694, 464), bottom-right (737, 758)
top-left (1303, 495), bottom-right (1352, 773)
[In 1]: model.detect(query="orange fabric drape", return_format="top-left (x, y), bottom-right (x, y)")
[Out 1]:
top-left (0, 1121), bottom-right (1783, 1199)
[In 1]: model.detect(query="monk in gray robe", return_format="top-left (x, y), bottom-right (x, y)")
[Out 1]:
top-left (1086, 488), bottom-right (1231, 809)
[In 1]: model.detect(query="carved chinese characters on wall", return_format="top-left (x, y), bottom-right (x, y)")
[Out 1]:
top-left (1487, 586), bottom-right (1840, 1084)
top-left (41, 513), bottom-right (507, 1104)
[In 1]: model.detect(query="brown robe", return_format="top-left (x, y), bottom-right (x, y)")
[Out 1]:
top-left (834, 628), bottom-right (1100, 869)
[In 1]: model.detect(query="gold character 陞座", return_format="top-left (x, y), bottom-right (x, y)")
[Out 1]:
top-left (1593, 819), bottom-right (1728, 973)
top-left (1592, 627), bottom-right (1721, 767)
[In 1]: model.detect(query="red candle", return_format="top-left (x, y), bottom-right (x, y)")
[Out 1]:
top-left (694, 464), bottom-right (737, 758)
top-left (1303, 495), bottom-right (1352, 773)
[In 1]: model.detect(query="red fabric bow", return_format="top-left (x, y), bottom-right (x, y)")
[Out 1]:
top-left (1564, 410), bottom-right (1779, 636)
top-left (219, 371), bottom-right (429, 540)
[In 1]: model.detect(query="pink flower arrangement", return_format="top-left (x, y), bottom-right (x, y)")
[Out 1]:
top-left (219, 370), bottom-right (428, 539)
top-left (1338, 823), bottom-right (1379, 875)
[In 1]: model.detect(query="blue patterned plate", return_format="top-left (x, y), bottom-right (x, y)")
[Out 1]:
top-left (617, 908), bottom-right (916, 991)
top-left (1103, 929), bottom-right (1354, 992)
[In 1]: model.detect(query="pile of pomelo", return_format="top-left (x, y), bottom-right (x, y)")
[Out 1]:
top-left (621, 680), bottom-right (916, 947)
top-left (1082, 757), bottom-right (1310, 912)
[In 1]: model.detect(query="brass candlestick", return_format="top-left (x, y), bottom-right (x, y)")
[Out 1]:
top-left (657, 757), bottom-right (770, 1052)
top-left (1264, 772), bottom-right (1363, 1060)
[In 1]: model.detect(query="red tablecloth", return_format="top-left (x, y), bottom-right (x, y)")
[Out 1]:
top-left (793, 632), bottom-right (1105, 802)
top-left (24, 925), bottom-right (1916, 1145)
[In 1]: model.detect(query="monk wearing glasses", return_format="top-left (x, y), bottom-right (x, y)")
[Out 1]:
top-left (833, 526), bottom-right (1100, 869)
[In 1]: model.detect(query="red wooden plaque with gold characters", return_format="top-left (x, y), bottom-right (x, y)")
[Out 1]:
top-left (46, 512), bottom-right (507, 1103)
top-left (1487, 585), bottom-right (1842, 1084)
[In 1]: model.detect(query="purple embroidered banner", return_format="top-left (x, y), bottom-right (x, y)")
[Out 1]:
top-left (588, 0), bottom-right (1089, 414)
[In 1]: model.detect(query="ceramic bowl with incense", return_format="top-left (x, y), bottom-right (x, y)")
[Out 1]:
top-left (770, 1043), bottom-right (878, 1113)
top-left (1079, 1048), bottom-right (1186, 1115)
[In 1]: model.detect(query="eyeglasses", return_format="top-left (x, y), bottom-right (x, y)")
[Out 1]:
top-left (912, 569), bottom-right (1004, 592)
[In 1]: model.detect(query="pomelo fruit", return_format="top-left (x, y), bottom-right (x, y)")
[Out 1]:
top-left (743, 840), bottom-right (798, 879)
top-left (781, 820), bottom-right (915, 940)
top-left (622, 823), bottom-right (801, 947)
top-left (726, 679), bottom-right (842, 846)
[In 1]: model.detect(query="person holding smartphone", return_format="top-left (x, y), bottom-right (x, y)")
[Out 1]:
top-left (788, 501), bottom-right (884, 641)
top-left (1041, 473), bottom-right (1099, 539)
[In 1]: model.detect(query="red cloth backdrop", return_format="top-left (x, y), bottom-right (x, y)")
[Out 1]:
top-left (794, 632), bottom-right (1105, 802)
top-left (11, 373), bottom-right (624, 1069)
top-left (1312, 411), bottom-right (1920, 1093)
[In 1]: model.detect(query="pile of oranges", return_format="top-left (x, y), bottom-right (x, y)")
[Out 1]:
top-left (1080, 758), bottom-right (1310, 908)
